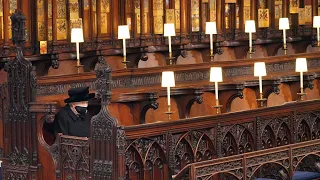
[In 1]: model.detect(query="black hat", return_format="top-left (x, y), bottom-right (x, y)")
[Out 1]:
top-left (64, 87), bottom-right (95, 103)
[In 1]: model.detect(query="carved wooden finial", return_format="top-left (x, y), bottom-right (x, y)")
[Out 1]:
top-left (95, 56), bottom-right (112, 105)
top-left (10, 10), bottom-right (27, 47)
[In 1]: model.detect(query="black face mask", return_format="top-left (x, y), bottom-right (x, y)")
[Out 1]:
top-left (75, 106), bottom-right (87, 115)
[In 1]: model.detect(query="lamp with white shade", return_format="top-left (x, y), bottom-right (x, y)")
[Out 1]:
top-left (313, 16), bottom-right (320, 46)
top-left (296, 58), bottom-right (308, 100)
top-left (205, 22), bottom-right (217, 60)
top-left (279, 18), bottom-right (290, 50)
top-left (245, 20), bottom-right (256, 54)
top-left (254, 62), bottom-right (267, 107)
top-left (162, 71), bottom-right (175, 119)
top-left (118, 25), bottom-right (130, 68)
top-left (210, 67), bottom-right (223, 114)
top-left (71, 28), bottom-right (84, 73)
top-left (164, 23), bottom-right (176, 65)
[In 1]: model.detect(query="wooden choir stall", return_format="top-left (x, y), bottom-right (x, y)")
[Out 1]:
top-left (0, 0), bottom-right (320, 179)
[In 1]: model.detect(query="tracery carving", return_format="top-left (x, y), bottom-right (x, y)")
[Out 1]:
top-left (257, 116), bottom-right (291, 150)
top-left (59, 136), bottom-right (90, 180)
top-left (125, 137), bottom-right (167, 179)
top-left (294, 112), bottom-right (320, 143)
top-left (220, 123), bottom-right (254, 157)
top-left (173, 130), bottom-right (216, 174)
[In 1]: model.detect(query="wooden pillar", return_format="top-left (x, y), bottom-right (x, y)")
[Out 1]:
top-left (112, 0), bottom-right (119, 38)
top-left (3, 0), bottom-right (9, 46)
top-left (180, 0), bottom-right (188, 38)
top-left (83, 0), bottom-right (91, 41)
top-left (90, 0), bottom-right (96, 41)
top-left (216, 0), bottom-right (222, 31)
top-left (283, 0), bottom-right (289, 17)
top-left (312, 0), bottom-right (317, 17)
top-left (251, 0), bottom-right (256, 22)
top-left (21, 0), bottom-right (31, 44)
top-left (52, 0), bottom-right (57, 44)
top-left (96, 0), bottom-right (102, 39)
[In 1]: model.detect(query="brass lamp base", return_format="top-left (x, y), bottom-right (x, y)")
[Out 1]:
top-left (209, 49), bottom-right (214, 61)
top-left (248, 47), bottom-right (254, 59)
top-left (256, 93), bottom-right (267, 108)
top-left (74, 64), bottom-right (84, 73)
top-left (164, 105), bottom-right (174, 120)
top-left (167, 53), bottom-right (175, 65)
top-left (122, 56), bottom-right (130, 69)
top-left (297, 88), bottom-right (307, 101)
top-left (213, 99), bottom-right (223, 114)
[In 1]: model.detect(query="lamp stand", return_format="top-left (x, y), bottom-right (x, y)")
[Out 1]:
top-left (167, 52), bottom-right (175, 65)
top-left (214, 99), bottom-right (223, 114)
top-left (74, 42), bottom-right (83, 73)
top-left (164, 105), bottom-right (173, 120)
top-left (283, 43), bottom-right (288, 55)
top-left (209, 49), bottom-right (214, 61)
top-left (297, 88), bottom-right (307, 101)
top-left (248, 47), bottom-right (254, 59)
top-left (256, 93), bottom-right (267, 108)
top-left (122, 55), bottom-right (129, 69)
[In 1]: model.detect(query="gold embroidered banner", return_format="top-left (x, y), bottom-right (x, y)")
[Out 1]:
top-left (290, 0), bottom-right (298, 14)
top-left (56, 19), bottom-right (67, 40)
top-left (70, 18), bottom-right (83, 28)
top-left (175, 9), bottom-right (180, 31)
top-left (225, 0), bottom-right (236, 3)
top-left (298, 8), bottom-right (305, 25)
top-left (210, 0), bottom-right (216, 22)
top-left (153, 16), bottom-right (163, 34)
top-left (38, 22), bottom-right (46, 41)
top-left (191, 0), bottom-right (200, 32)
top-left (10, 0), bottom-right (17, 14)
top-left (48, 0), bottom-right (52, 40)
top-left (258, 9), bottom-right (269, 28)
top-left (166, 9), bottom-right (175, 23)
top-left (69, 0), bottom-right (79, 19)
top-left (101, 14), bottom-right (108, 34)
top-left (305, 5), bottom-right (312, 23)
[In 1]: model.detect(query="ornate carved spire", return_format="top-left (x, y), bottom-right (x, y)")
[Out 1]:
top-left (95, 55), bottom-right (112, 105)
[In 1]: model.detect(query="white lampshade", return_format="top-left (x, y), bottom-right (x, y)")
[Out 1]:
top-left (71, 28), bottom-right (84, 43)
top-left (245, 20), bottom-right (256, 33)
top-left (164, 23), bottom-right (176, 37)
top-left (118, 25), bottom-right (130, 39)
top-left (279, 18), bottom-right (290, 30)
top-left (210, 67), bottom-right (223, 82)
top-left (161, 71), bottom-right (175, 87)
top-left (295, 58), bottom-right (308, 72)
top-left (313, 16), bottom-right (320, 28)
top-left (205, 22), bottom-right (217, 34)
top-left (254, 62), bottom-right (267, 77)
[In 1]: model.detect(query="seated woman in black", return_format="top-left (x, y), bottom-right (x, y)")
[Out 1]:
top-left (53, 87), bottom-right (95, 137)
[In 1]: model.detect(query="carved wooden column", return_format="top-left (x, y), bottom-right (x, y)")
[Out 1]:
top-left (216, 0), bottom-right (222, 31)
top-left (96, 0), bottom-right (102, 44)
top-left (112, 0), bottom-right (119, 39)
top-left (283, 0), bottom-right (289, 17)
top-left (3, 0), bottom-right (9, 48)
top-left (2, 11), bottom-right (39, 179)
top-left (180, 0), bottom-right (188, 43)
top-left (83, 0), bottom-right (91, 42)
top-left (51, 0), bottom-right (58, 51)
top-left (90, 0), bottom-right (97, 44)
top-left (90, 58), bottom-right (126, 180)
top-left (251, 0), bottom-right (256, 22)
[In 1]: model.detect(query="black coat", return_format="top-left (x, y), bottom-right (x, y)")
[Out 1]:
top-left (53, 105), bottom-right (91, 137)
